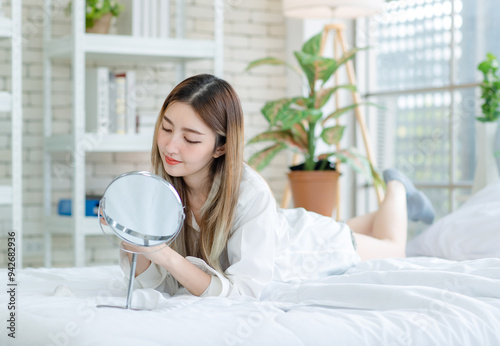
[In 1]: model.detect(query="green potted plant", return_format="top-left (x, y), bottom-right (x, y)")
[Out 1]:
top-left (65, 0), bottom-right (124, 34)
top-left (245, 32), bottom-right (382, 215)
top-left (473, 52), bottom-right (500, 193)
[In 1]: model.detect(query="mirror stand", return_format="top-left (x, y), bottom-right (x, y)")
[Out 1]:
top-left (97, 253), bottom-right (145, 310)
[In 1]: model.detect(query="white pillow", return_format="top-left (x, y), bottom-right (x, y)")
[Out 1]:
top-left (406, 179), bottom-right (500, 260)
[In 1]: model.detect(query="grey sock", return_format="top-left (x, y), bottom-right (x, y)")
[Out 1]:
top-left (383, 169), bottom-right (417, 198)
top-left (383, 169), bottom-right (435, 224)
top-left (407, 191), bottom-right (435, 225)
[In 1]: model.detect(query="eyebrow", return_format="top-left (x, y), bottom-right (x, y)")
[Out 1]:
top-left (163, 115), bottom-right (206, 135)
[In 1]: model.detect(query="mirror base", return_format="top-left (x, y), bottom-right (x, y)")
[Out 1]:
top-left (96, 304), bottom-right (152, 311)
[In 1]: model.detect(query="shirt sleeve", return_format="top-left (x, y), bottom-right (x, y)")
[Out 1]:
top-left (119, 250), bottom-right (179, 295)
top-left (188, 182), bottom-right (277, 298)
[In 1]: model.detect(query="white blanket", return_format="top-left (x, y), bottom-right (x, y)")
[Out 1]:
top-left (2, 257), bottom-right (500, 346)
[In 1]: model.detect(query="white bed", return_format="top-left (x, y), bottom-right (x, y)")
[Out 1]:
top-left (2, 257), bottom-right (499, 346)
top-left (2, 182), bottom-right (500, 346)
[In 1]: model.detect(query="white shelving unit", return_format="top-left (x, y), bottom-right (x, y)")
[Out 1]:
top-left (43, 0), bottom-right (224, 267)
top-left (0, 1), bottom-right (23, 267)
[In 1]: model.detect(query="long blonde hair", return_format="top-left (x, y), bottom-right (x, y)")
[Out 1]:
top-left (151, 74), bottom-right (244, 272)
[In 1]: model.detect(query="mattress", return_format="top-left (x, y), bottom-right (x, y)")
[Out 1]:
top-left (2, 256), bottom-right (499, 345)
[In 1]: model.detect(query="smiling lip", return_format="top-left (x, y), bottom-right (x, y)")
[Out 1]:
top-left (165, 155), bottom-right (182, 165)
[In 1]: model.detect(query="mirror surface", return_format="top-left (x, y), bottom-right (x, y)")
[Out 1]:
top-left (100, 171), bottom-right (184, 249)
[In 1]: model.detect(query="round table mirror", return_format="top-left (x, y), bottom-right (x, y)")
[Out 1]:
top-left (97, 171), bottom-right (185, 310)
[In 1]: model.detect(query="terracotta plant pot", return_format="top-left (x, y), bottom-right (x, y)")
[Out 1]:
top-left (86, 13), bottom-right (112, 34)
top-left (288, 170), bottom-right (340, 217)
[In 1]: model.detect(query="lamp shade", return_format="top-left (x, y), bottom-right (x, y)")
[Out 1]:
top-left (283, 0), bottom-right (385, 19)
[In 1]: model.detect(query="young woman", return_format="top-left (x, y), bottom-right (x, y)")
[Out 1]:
top-left (120, 74), bottom-right (435, 298)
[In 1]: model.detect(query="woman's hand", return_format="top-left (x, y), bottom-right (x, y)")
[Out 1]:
top-left (121, 242), bottom-right (169, 265)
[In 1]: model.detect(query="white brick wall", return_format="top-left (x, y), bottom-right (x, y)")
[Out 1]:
top-left (0, 0), bottom-right (288, 268)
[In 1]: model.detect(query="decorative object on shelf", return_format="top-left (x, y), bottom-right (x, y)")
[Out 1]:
top-left (245, 31), bottom-right (382, 217)
top-left (86, 67), bottom-right (136, 134)
top-left (58, 196), bottom-right (102, 217)
top-left (117, 0), bottom-right (171, 37)
top-left (65, 0), bottom-right (124, 34)
top-left (98, 171), bottom-right (184, 310)
top-left (472, 52), bottom-right (500, 194)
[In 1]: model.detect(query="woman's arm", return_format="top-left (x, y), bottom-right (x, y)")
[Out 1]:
top-left (125, 252), bottom-right (151, 276)
top-left (123, 243), bottom-right (211, 296)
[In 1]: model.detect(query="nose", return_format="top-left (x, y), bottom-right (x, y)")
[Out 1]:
top-left (164, 134), bottom-right (180, 155)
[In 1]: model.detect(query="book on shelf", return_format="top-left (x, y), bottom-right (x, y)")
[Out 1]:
top-left (86, 68), bottom-right (137, 135)
top-left (86, 67), bottom-right (110, 134)
top-left (114, 73), bottom-right (126, 134)
top-left (116, 0), bottom-right (170, 38)
top-left (108, 72), bottom-right (117, 133)
top-left (124, 71), bottom-right (137, 134)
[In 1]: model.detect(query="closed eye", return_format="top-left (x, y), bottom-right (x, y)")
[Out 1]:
top-left (162, 125), bottom-right (200, 144)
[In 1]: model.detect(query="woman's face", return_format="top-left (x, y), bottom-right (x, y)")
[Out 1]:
top-left (157, 102), bottom-right (224, 187)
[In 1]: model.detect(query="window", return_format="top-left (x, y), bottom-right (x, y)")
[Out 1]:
top-left (357, 0), bottom-right (500, 235)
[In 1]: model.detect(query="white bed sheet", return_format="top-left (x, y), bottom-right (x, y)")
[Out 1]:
top-left (2, 257), bottom-right (500, 346)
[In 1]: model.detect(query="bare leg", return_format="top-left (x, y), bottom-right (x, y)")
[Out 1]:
top-left (345, 212), bottom-right (376, 236)
top-left (347, 181), bottom-right (408, 261)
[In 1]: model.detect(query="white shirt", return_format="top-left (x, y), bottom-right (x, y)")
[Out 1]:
top-left (120, 163), bottom-right (360, 298)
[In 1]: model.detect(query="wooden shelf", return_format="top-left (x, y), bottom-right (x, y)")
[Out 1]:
top-left (45, 34), bottom-right (216, 63)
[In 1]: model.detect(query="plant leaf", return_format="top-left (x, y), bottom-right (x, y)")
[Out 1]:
top-left (244, 57), bottom-right (302, 77)
top-left (302, 32), bottom-right (322, 56)
top-left (320, 149), bottom-right (371, 178)
top-left (277, 109), bottom-right (310, 130)
top-left (247, 130), bottom-right (304, 151)
top-left (291, 122), bottom-right (308, 148)
top-left (335, 47), bottom-right (365, 68)
top-left (248, 143), bottom-right (287, 171)
top-left (315, 84), bottom-right (357, 109)
top-left (293, 97), bottom-right (309, 108)
top-left (370, 164), bottom-right (386, 191)
top-left (294, 51), bottom-right (317, 91)
top-left (315, 47), bottom-right (368, 87)
top-left (321, 104), bottom-right (360, 125)
top-left (294, 52), bottom-right (338, 91)
top-left (320, 125), bottom-right (345, 145)
top-left (314, 57), bottom-right (339, 85)
top-left (245, 57), bottom-right (287, 71)
top-left (261, 98), bottom-right (294, 125)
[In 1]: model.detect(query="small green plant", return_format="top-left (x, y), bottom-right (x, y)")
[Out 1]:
top-left (477, 52), bottom-right (500, 123)
top-left (245, 32), bottom-right (382, 186)
top-left (65, 0), bottom-right (124, 30)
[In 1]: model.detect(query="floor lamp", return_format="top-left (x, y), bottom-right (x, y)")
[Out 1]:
top-left (281, 0), bottom-right (386, 219)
